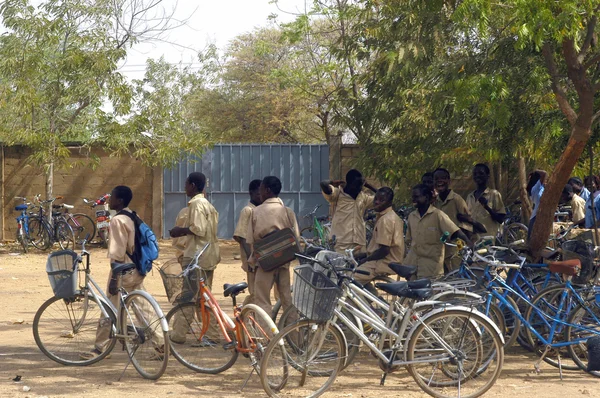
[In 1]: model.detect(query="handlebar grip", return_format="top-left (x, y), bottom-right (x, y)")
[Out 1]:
top-left (355, 269), bottom-right (370, 276)
top-left (509, 239), bottom-right (525, 246)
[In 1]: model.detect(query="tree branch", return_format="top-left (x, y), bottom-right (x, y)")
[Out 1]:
top-left (584, 53), bottom-right (600, 71)
top-left (578, 15), bottom-right (597, 62)
top-left (542, 42), bottom-right (577, 126)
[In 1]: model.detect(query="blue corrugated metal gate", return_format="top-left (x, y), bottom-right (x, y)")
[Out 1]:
top-left (163, 144), bottom-right (330, 239)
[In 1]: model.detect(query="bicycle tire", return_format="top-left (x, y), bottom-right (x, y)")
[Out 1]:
top-left (166, 301), bottom-right (238, 374)
top-left (16, 222), bottom-right (28, 253)
top-left (120, 291), bottom-right (169, 380)
top-left (68, 214), bottom-right (96, 244)
top-left (524, 284), bottom-right (580, 370)
top-left (240, 304), bottom-right (280, 380)
top-left (260, 320), bottom-right (346, 398)
top-left (28, 217), bottom-right (52, 250)
top-left (55, 219), bottom-right (75, 250)
top-left (406, 309), bottom-right (504, 398)
top-left (499, 223), bottom-right (528, 245)
top-left (565, 301), bottom-right (600, 377)
top-left (33, 293), bottom-right (117, 366)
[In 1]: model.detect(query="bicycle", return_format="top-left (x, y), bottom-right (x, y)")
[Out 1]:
top-left (14, 196), bottom-right (52, 252)
top-left (163, 243), bottom-right (280, 384)
top-left (300, 204), bottom-right (332, 250)
top-left (13, 196), bottom-right (32, 253)
top-left (32, 195), bottom-right (76, 250)
top-left (47, 196), bottom-right (96, 245)
top-left (260, 251), bottom-right (505, 398)
top-left (83, 193), bottom-right (111, 247)
top-left (32, 238), bottom-right (170, 379)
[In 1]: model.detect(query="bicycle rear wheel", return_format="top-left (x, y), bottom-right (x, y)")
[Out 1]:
top-left (33, 293), bottom-right (117, 366)
top-left (28, 217), bottom-right (51, 250)
top-left (260, 320), bottom-right (346, 398)
top-left (165, 301), bottom-right (238, 374)
top-left (16, 222), bottom-right (28, 253)
top-left (565, 301), bottom-right (600, 377)
top-left (55, 219), bottom-right (75, 250)
top-left (68, 214), bottom-right (96, 244)
top-left (240, 304), bottom-right (280, 381)
top-left (406, 309), bottom-right (504, 398)
top-left (120, 291), bottom-right (169, 380)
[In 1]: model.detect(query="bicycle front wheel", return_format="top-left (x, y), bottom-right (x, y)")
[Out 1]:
top-left (406, 309), bottom-right (504, 398)
top-left (120, 291), bottom-right (169, 380)
top-left (28, 217), bottom-right (51, 250)
top-left (68, 214), bottom-right (96, 244)
top-left (166, 301), bottom-right (238, 374)
top-left (565, 301), bottom-right (600, 377)
top-left (55, 220), bottom-right (75, 250)
top-left (260, 320), bottom-right (346, 398)
top-left (240, 304), bottom-right (279, 376)
top-left (33, 293), bottom-right (117, 366)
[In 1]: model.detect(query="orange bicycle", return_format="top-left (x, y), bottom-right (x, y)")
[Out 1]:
top-left (162, 243), bottom-right (279, 382)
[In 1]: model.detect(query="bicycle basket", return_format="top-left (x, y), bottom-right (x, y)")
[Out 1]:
top-left (292, 264), bottom-right (341, 322)
top-left (313, 250), bottom-right (347, 283)
top-left (46, 250), bottom-right (79, 298)
top-left (562, 240), bottom-right (596, 284)
top-left (159, 259), bottom-right (199, 303)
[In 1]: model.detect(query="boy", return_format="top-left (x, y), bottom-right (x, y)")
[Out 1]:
top-left (466, 164), bottom-right (506, 241)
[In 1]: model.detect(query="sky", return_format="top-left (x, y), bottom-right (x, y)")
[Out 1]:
top-left (119, 0), bottom-right (309, 81)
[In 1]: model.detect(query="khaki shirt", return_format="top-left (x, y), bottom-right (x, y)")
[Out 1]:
top-left (466, 188), bottom-right (505, 238)
top-left (323, 186), bottom-right (373, 247)
top-left (183, 193), bottom-right (221, 270)
top-left (172, 207), bottom-right (189, 259)
top-left (571, 194), bottom-right (586, 224)
top-left (404, 206), bottom-right (459, 279)
top-left (108, 207), bottom-right (135, 263)
top-left (234, 202), bottom-right (255, 271)
top-left (366, 206), bottom-right (405, 271)
top-left (434, 190), bottom-right (472, 233)
top-left (247, 197), bottom-right (300, 249)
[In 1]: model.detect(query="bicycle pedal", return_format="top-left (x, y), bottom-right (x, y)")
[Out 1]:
top-left (223, 341), bottom-right (236, 350)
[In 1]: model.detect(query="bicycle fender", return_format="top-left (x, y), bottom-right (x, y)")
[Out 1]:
top-left (129, 290), bottom-right (169, 332)
top-left (241, 304), bottom-right (279, 335)
top-left (430, 290), bottom-right (482, 302)
top-left (329, 322), bottom-right (349, 361)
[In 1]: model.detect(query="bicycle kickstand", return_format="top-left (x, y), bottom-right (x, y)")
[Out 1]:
top-left (533, 345), bottom-right (552, 374)
top-left (239, 366), bottom-right (256, 392)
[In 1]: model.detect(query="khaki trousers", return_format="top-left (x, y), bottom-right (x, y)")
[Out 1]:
top-left (354, 260), bottom-right (391, 284)
top-left (95, 269), bottom-right (164, 351)
top-left (171, 257), bottom-right (219, 342)
top-left (444, 246), bottom-right (461, 274)
top-left (253, 263), bottom-right (293, 317)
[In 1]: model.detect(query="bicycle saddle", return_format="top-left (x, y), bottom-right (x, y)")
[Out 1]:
top-left (15, 204), bottom-right (28, 211)
top-left (387, 263), bottom-right (417, 279)
top-left (111, 262), bottom-right (136, 274)
top-left (374, 279), bottom-right (431, 296)
top-left (547, 259), bottom-right (581, 276)
top-left (223, 282), bottom-right (248, 297)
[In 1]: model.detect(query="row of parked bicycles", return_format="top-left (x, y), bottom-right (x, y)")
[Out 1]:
top-left (13, 193), bottom-right (112, 252)
top-left (31, 221), bottom-right (600, 397)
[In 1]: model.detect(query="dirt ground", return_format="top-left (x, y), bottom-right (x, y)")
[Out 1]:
top-left (0, 240), bottom-right (599, 398)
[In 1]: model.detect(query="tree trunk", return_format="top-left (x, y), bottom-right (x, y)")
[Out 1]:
top-left (45, 161), bottom-right (54, 226)
top-left (529, 127), bottom-right (591, 256)
top-left (329, 132), bottom-right (342, 180)
top-left (517, 153), bottom-right (532, 223)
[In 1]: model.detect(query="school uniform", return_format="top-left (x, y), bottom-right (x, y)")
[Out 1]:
top-left (404, 206), bottom-right (460, 279)
top-left (466, 188), bottom-right (505, 240)
top-left (570, 194), bottom-right (586, 224)
top-left (354, 206), bottom-right (405, 283)
top-left (233, 202), bottom-right (256, 305)
top-left (434, 190), bottom-right (472, 271)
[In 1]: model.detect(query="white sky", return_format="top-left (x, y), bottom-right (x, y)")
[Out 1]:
top-left (119, 0), bottom-right (309, 80)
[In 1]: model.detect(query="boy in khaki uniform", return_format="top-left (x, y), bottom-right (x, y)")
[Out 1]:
top-left (233, 179), bottom-right (262, 305)
top-left (561, 184), bottom-right (586, 224)
top-left (169, 172), bottom-right (221, 344)
top-left (404, 184), bottom-right (471, 279)
top-left (247, 176), bottom-right (300, 316)
top-left (354, 187), bottom-right (404, 284)
top-left (466, 164), bottom-right (506, 242)
top-left (321, 169), bottom-right (376, 253)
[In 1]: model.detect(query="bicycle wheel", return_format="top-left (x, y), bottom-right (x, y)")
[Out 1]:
top-left (56, 220), bottom-right (75, 250)
top-left (260, 320), bottom-right (346, 398)
top-left (68, 214), bottom-right (96, 244)
top-left (240, 304), bottom-right (279, 377)
top-left (28, 217), bottom-right (52, 250)
top-left (33, 293), bottom-right (117, 366)
top-left (565, 301), bottom-right (600, 377)
top-left (16, 222), bottom-right (28, 253)
top-left (165, 301), bottom-right (238, 374)
top-left (120, 291), bottom-right (169, 380)
top-left (524, 284), bottom-right (580, 370)
top-left (500, 222), bottom-right (528, 245)
top-left (407, 309), bottom-right (504, 398)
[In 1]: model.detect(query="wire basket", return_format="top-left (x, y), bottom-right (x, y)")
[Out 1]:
top-left (46, 250), bottom-right (79, 298)
top-left (313, 250), bottom-right (348, 283)
top-left (293, 264), bottom-right (342, 322)
top-left (562, 240), bottom-right (597, 284)
top-left (159, 259), bottom-right (199, 303)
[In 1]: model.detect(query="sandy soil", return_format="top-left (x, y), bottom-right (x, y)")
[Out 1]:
top-left (0, 240), bottom-right (599, 398)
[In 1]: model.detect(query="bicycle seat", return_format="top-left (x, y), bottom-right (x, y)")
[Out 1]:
top-left (15, 204), bottom-right (28, 211)
top-left (374, 279), bottom-right (431, 296)
top-left (317, 215), bottom-right (329, 222)
top-left (111, 262), bottom-right (136, 274)
top-left (398, 288), bottom-right (433, 300)
top-left (388, 263), bottom-right (417, 279)
top-left (547, 259), bottom-right (581, 276)
top-left (223, 282), bottom-right (248, 297)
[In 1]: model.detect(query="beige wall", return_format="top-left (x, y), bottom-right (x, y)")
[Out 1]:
top-left (0, 145), bottom-right (161, 241)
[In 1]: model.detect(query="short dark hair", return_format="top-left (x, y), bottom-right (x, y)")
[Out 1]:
top-left (413, 184), bottom-right (433, 200)
top-left (112, 185), bottom-right (133, 207)
top-left (421, 172), bottom-right (434, 180)
top-left (568, 177), bottom-right (583, 186)
top-left (474, 163), bottom-right (490, 175)
top-left (433, 167), bottom-right (450, 179)
top-left (262, 176), bottom-right (282, 196)
top-left (585, 175), bottom-right (600, 188)
top-left (187, 172), bottom-right (206, 192)
top-left (562, 184), bottom-right (573, 195)
top-left (377, 187), bottom-right (394, 202)
top-left (249, 179), bottom-right (262, 193)
top-left (346, 169), bottom-right (363, 184)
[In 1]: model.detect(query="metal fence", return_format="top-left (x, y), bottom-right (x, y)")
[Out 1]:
top-left (163, 144), bottom-right (330, 239)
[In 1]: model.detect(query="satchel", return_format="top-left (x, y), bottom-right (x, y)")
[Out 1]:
top-left (253, 208), bottom-right (299, 272)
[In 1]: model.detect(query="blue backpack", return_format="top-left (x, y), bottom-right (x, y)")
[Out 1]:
top-left (119, 210), bottom-right (159, 276)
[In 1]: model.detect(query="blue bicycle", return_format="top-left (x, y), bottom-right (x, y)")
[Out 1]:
top-left (14, 196), bottom-right (52, 252)
top-left (14, 197), bottom-right (31, 253)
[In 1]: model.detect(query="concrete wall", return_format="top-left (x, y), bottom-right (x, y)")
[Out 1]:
top-left (0, 145), bottom-right (161, 241)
